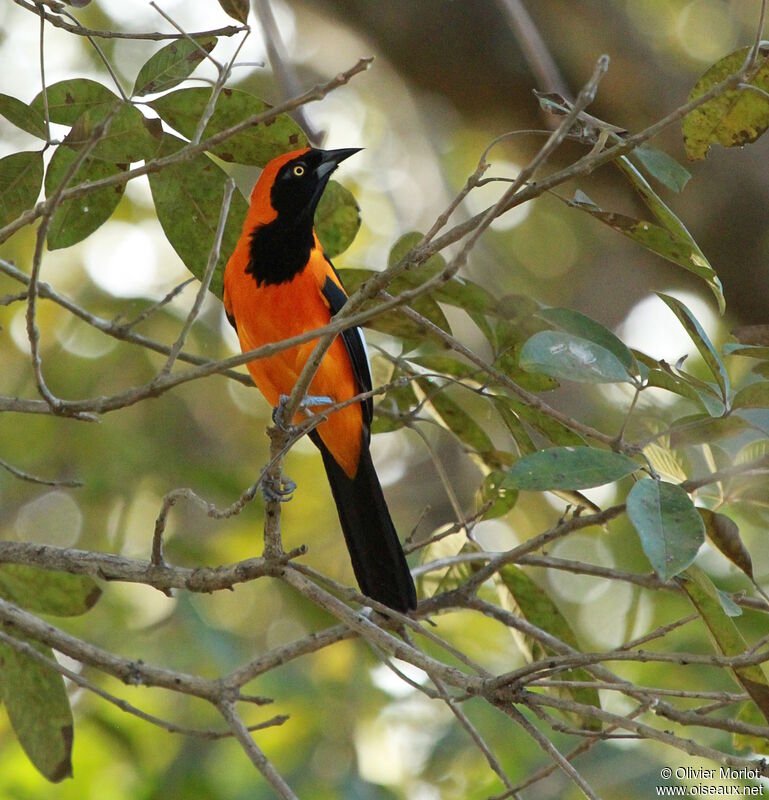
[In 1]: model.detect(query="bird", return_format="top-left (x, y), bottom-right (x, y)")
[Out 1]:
top-left (223, 147), bottom-right (417, 613)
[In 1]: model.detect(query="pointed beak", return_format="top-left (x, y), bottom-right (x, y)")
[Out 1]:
top-left (314, 148), bottom-right (361, 181)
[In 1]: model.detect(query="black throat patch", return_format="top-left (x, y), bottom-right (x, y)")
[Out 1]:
top-left (246, 217), bottom-right (315, 286)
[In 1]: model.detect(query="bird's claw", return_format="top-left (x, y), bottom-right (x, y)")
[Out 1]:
top-left (262, 476), bottom-right (296, 503)
top-left (272, 394), bottom-right (334, 428)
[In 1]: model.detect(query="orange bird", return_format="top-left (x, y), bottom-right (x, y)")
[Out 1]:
top-left (223, 147), bottom-right (417, 612)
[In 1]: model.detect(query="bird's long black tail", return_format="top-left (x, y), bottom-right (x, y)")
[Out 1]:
top-left (312, 434), bottom-right (417, 612)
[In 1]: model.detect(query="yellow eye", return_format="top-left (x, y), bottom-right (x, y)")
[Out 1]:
top-left (292, 165), bottom-right (305, 177)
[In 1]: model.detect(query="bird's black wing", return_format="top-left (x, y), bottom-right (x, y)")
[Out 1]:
top-left (320, 256), bottom-right (374, 431)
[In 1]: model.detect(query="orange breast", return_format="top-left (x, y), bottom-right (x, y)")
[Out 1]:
top-left (224, 245), bottom-right (363, 478)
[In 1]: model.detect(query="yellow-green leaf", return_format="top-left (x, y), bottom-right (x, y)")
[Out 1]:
top-left (504, 446), bottom-right (638, 491)
top-left (217, 0), bottom-right (249, 23)
top-left (680, 565), bottom-right (769, 724)
top-left (698, 509), bottom-right (753, 579)
top-left (147, 134), bottom-right (248, 297)
top-left (0, 633), bottom-right (73, 782)
top-left (0, 565), bottom-right (101, 616)
top-left (0, 150), bottom-right (43, 229)
top-left (44, 145), bottom-right (126, 250)
top-left (627, 480), bottom-right (704, 581)
top-left (150, 87), bottom-right (307, 166)
top-left (132, 36), bottom-right (217, 97)
top-left (0, 93), bottom-right (47, 139)
top-left (683, 47), bottom-right (769, 160)
top-left (499, 565), bottom-right (601, 730)
top-left (314, 179), bottom-right (360, 258)
top-left (30, 79), bottom-right (120, 126)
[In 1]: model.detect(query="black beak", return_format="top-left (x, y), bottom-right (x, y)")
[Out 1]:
top-left (314, 148), bottom-right (361, 181)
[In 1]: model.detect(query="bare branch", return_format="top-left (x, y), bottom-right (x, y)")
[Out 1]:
top-left (0, 456), bottom-right (81, 487)
top-left (494, 0), bottom-right (569, 97)
top-left (0, 56), bottom-right (374, 246)
top-left (217, 701), bottom-right (299, 799)
top-left (14, 0), bottom-right (246, 40)
top-left (252, 0), bottom-right (321, 142)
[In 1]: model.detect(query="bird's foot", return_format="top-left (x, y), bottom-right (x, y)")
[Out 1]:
top-left (271, 394), bottom-right (333, 428)
top-left (261, 475), bottom-right (296, 503)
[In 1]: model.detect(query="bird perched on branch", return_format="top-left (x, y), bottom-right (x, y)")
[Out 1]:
top-left (223, 147), bottom-right (417, 613)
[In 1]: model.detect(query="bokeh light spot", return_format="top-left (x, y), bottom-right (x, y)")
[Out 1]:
top-left (15, 490), bottom-right (83, 547)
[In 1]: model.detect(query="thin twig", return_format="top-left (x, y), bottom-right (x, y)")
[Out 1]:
top-left (25, 103), bottom-right (122, 415)
top-left (0, 456), bottom-right (81, 487)
top-left (37, 3), bottom-right (51, 142)
top-left (0, 628), bottom-right (284, 740)
top-left (0, 56), bottom-right (374, 246)
top-left (252, 0), bottom-right (321, 142)
top-left (494, 0), bottom-right (569, 97)
top-left (59, 7), bottom-right (128, 99)
top-left (503, 705), bottom-right (600, 800)
top-left (217, 701), bottom-right (299, 799)
top-left (14, 0), bottom-right (245, 40)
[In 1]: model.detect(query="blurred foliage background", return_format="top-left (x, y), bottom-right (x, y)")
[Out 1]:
top-left (1, 1), bottom-right (769, 798)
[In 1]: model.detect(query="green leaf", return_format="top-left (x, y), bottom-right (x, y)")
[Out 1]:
top-left (372, 377), bottom-right (417, 433)
top-left (632, 143), bottom-right (691, 192)
top-left (644, 368), bottom-right (711, 411)
top-left (495, 344), bottom-right (559, 392)
top-left (670, 414), bottom-right (753, 448)
top-left (62, 103), bottom-right (161, 163)
top-left (217, 0), bottom-right (250, 23)
top-left (387, 230), bottom-right (453, 332)
top-left (387, 231), bottom-right (445, 278)
top-left (657, 293), bottom-right (730, 400)
top-left (0, 94), bottom-right (47, 139)
top-left (314, 179), bottom-right (360, 258)
top-left (698, 508), bottom-right (753, 579)
top-left (716, 588), bottom-right (742, 617)
top-left (734, 701), bottom-right (769, 754)
top-left (680, 564), bottom-right (769, 724)
top-left (31, 79), bottom-right (120, 126)
top-left (149, 87), bottom-right (307, 166)
top-left (44, 146), bottom-right (126, 250)
top-left (683, 47), bottom-right (769, 161)
top-left (537, 306), bottom-right (636, 373)
top-left (0, 633), bottom-right (73, 782)
top-left (520, 330), bottom-right (634, 384)
top-left (492, 394), bottom-right (585, 448)
top-left (723, 342), bottom-right (769, 360)
top-left (434, 277), bottom-right (496, 316)
top-left (491, 397), bottom-right (536, 456)
top-left (148, 134), bottom-right (248, 297)
top-left (338, 268), bottom-right (450, 347)
top-left (420, 539), bottom-right (478, 597)
top-left (733, 381), bottom-right (769, 409)
top-left (626, 480), bottom-right (704, 581)
top-left (499, 565), bottom-right (601, 730)
top-left (480, 470), bottom-right (519, 518)
top-left (341, 238), bottom-right (453, 342)
top-left (0, 565), bottom-right (101, 616)
top-left (569, 191), bottom-right (725, 314)
top-left (615, 156), bottom-right (699, 246)
top-left (132, 36), bottom-right (217, 97)
top-left (417, 377), bottom-right (494, 456)
top-left (615, 156), bottom-right (723, 313)
top-left (407, 352), bottom-right (480, 380)
top-left (336, 267), bottom-right (371, 295)
top-left (503, 446), bottom-right (638, 491)
top-left (0, 150), bottom-right (43, 229)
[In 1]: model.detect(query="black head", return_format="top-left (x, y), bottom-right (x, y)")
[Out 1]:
top-left (247, 147), bottom-right (360, 286)
top-left (269, 147), bottom-right (361, 223)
